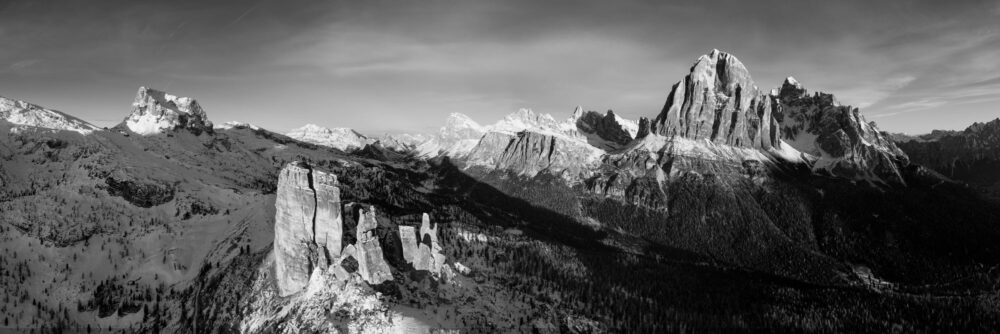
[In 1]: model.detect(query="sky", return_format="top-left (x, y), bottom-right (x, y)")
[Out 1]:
top-left (0, 0), bottom-right (998, 135)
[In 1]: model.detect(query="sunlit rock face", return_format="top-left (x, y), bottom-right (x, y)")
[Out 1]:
top-left (399, 226), bottom-right (418, 264)
top-left (582, 50), bottom-right (913, 211)
top-left (650, 49), bottom-right (779, 150)
top-left (353, 206), bottom-right (393, 284)
top-left (313, 171), bottom-right (343, 261)
top-left (273, 162), bottom-right (345, 296)
top-left (400, 213), bottom-right (446, 275)
top-left (123, 86), bottom-right (213, 135)
top-left (273, 163), bottom-right (317, 296)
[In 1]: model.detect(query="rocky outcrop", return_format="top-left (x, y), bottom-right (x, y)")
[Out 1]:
top-left (273, 162), bottom-right (460, 293)
top-left (649, 49), bottom-right (779, 150)
top-left (121, 87), bottom-right (213, 135)
top-left (401, 213), bottom-right (446, 274)
top-left (776, 77), bottom-right (909, 184)
top-left (273, 162), bottom-right (345, 296)
top-left (399, 226), bottom-right (418, 263)
top-left (313, 172), bottom-right (343, 260)
top-left (351, 206), bottom-right (393, 284)
top-left (273, 163), bottom-right (317, 296)
top-left (104, 176), bottom-right (176, 208)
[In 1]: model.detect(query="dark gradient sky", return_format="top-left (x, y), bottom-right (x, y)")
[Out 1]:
top-left (1, 0), bottom-right (998, 134)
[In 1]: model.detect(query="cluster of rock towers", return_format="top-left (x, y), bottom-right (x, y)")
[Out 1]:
top-left (273, 162), bottom-right (445, 297)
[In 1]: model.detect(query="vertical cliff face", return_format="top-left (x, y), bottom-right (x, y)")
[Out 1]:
top-left (352, 207), bottom-right (393, 284)
top-left (649, 49), bottom-right (779, 150)
top-left (313, 172), bottom-right (343, 261)
top-left (273, 162), bottom-right (345, 296)
top-left (399, 226), bottom-right (418, 264)
top-left (273, 163), bottom-right (318, 296)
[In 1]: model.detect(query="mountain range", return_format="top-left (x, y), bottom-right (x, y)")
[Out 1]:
top-left (1, 50), bottom-right (999, 332)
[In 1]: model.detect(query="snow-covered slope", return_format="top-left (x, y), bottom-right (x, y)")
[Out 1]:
top-left (286, 124), bottom-right (372, 151)
top-left (0, 95), bottom-right (100, 134)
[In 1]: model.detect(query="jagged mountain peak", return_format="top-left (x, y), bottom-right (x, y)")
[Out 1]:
top-left (650, 49), bottom-right (778, 149)
top-left (775, 76), bottom-right (909, 183)
top-left (0, 95), bottom-right (100, 134)
top-left (690, 49), bottom-right (756, 96)
top-left (965, 118), bottom-right (1000, 134)
top-left (122, 86), bottom-right (213, 135)
top-left (572, 105), bottom-right (585, 120)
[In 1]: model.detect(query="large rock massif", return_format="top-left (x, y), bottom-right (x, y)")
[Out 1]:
top-left (121, 87), bottom-right (214, 135)
top-left (430, 50), bottom-right (910, 195)
top-left (776, 77), bottom-right (909, 183)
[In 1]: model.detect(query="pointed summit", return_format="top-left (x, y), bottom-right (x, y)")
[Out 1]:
top-left (571, 106), bottom-right (584, 120)
top-left (121, 86), bottom-right (213, 135)
top-left (650, 49), bottom-right (778, 149)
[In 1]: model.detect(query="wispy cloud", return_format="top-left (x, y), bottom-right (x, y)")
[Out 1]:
top-left (226, 2), bottom-right (263, 28)
top-left (9, 59), bottom-right (39, 70)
